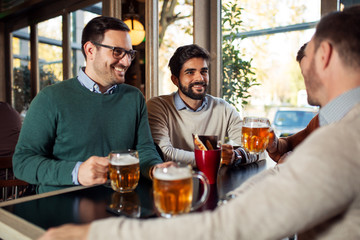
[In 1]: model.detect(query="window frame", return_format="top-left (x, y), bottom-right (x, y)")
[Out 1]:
top-left (0, 0), bottom-right (339, 105)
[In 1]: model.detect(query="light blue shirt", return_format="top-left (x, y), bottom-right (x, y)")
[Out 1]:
top-left (77, 67), bottom-right (117, 94)
top-left (71, 68), bottom-right (117, 185)
top-left (319, 86), bottom-right (360, 127)
top-left (174, 91), bottom-right (208, 112)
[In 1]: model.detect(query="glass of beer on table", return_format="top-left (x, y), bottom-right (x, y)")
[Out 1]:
top-left (108, 191), bottom-right (141, 218)
top-left (108, 150), bottom-right (140, 193)
top-left (153, 164), bottom-right (210, 218)
top-left (241, 117), bottom-right (271, 154)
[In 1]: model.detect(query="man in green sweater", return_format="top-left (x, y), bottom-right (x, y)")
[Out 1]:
top-left (13, 16), bottom-right (167, 194)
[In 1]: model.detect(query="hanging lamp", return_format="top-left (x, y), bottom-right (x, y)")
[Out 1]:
top-left (124, 1), bottom-right (145, 46)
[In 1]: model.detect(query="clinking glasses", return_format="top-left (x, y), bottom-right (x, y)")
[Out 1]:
top-left (91, 41), bottom-right (137, 61)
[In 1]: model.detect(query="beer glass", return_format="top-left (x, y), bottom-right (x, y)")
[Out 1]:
top-left (153, 164), bottom-right (210, 218)
top-left (108, 150), bottom-right (140, 193)
top-left (241, 117), bottom-right (271, 154)
top-left (108, 191), bottom-right (141, 218)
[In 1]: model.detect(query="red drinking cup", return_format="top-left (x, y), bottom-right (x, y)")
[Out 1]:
top-left (194, 149), bottom-right (221, 184)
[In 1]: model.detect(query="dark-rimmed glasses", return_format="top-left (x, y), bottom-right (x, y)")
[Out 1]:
top-left (91, 41), bottom-right (136, 61)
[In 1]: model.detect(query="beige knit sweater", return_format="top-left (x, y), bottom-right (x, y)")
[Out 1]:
top-left (146, 93), bottom-right (243, 165)
top-left (89, 104), bottom-right (360, 240)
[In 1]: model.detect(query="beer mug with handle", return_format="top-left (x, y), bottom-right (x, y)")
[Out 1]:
top-left (108, 150), bottom-right (140, 193)
top-left (153, 163), bottom-right (210, 218)
top-left (241, 117), bottom-right (271, 154)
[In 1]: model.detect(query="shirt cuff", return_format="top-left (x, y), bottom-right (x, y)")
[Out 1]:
top-left (71, 162), bottom-right (83, 185)
top-left (234, 148), bottom-right (244, 164)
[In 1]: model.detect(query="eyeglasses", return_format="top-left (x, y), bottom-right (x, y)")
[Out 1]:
top-left (91, 41), bottom-right (137, 61)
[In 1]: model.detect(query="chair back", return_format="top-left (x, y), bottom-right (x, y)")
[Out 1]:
top-left (0, 155), bottom-right (29, 201)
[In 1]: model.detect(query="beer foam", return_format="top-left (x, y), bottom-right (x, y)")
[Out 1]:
top-left (154, 167), bottom-right (192, 181)
top-left (243, 122), bottom-right (269, 128)
top-left (110, 155), bottom-right (139, 166)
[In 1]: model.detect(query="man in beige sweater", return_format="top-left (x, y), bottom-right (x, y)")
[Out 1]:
top-left (40, 5), bottom-right (360, 240)
top-left (146, 44), bottom-right (243, 166)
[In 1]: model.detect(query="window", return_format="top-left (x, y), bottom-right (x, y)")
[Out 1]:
top-left (222, 0), bottom-right (321, 118)
top-left (38, 16), bottom-right (63, 88)
top-left (12, 27), bottom-right (30, 113)
top-left (158, 0), bottom-right (193, 95)
top-left (70, 3), bottom-right (101, 77)
top-left (9, 1), bottom-right (101, 112)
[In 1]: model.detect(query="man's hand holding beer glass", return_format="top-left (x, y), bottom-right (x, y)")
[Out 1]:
top-left (78, 156), bottom-right (109, 186)
top-left (77, 152), bottom-right (174, 189)
top-left (266, 129), bottom-right (290, 164)
top-left (220, 144), bottom-right (235, 165)
top-left (228, 117), bottom-right (271, 166)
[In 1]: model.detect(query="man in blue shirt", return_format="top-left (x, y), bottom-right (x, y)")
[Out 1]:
top-left (13, 16), bottom-right (170, 193)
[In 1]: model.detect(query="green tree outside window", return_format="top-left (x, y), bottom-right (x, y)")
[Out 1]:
top-left (222, 2), bottom-right (258, 111)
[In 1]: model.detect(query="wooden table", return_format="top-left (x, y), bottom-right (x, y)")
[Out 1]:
top-left (0, 156), bottom-right (275, 240)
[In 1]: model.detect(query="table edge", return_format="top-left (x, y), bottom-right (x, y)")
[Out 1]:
top-left (0, 208), bottom-right (45, 240)
top-left (0, 185), bottom-right (88, 207)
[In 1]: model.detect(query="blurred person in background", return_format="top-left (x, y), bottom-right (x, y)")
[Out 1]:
top-left (0, 102), bottom-right (21, 157)
top-left (266, 42), bottom-right (320, 163)
top-left (0, 102), bottom-right (27, 199)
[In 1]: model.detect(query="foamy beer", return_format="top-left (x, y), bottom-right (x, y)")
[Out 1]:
top-left (108, 150), bottom-right (140, 193)
top-left (153, 164), bottom-right (209, 218)
top-left (241, 117), bottom-right (271, 154)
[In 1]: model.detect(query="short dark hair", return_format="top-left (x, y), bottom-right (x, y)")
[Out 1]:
top-left (168, 44), bottom-right (210, 78)
top-left (81, 16), bottom-right (130, 59)
top-left (296, 43), bottom-right (308, 63)
top-left (313, 5), bottom-right (360, 68)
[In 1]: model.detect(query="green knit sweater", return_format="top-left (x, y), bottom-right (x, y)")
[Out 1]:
top-left (13, 78), bottom-right (162, 193)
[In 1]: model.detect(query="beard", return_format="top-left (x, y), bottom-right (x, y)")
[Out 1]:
top-left (178, 81), bottom-right (208, 100)
top-left (305, 58), bottom-right (322, 107)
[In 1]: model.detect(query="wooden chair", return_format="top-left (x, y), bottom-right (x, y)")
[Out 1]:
top-left (0, 155), bottom-right (30, 202)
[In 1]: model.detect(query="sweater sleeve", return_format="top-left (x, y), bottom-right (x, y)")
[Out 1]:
top-left (147, 97), bottom-right (195, 165)
top-left (135, 95), bottom-right (164, 179)
top-left (223, 102), bottom-right (243, 145)
top-left (13, 90), bottom-right (76, 186)
top-left (267, 114), bottom-right (319, 161)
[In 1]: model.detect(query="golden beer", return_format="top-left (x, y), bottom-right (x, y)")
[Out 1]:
top-left (108, 191), bottom-right (141, 217)
top-left (153, 167), bottom-right (193, 218)
top-left (109, 151), bottom-right (140, 193)
top-left (241, 117), bottom-right (270, 154)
